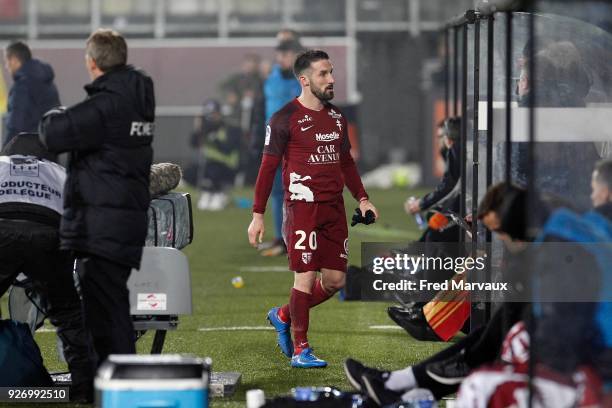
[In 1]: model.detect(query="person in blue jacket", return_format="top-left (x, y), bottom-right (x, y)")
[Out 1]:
top-left (258, 38), bottom-right (303, 256)
top-left (3, 41), bottom-right (60, 146)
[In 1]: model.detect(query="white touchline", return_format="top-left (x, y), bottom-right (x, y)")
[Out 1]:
top-left (239, 266), bottom-right (289, 272)
top-left (369, 325), bottom-right (404, 330)
top-left (198, 326), bottom-right (274, 332)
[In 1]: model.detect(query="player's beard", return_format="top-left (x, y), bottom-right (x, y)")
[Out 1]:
top-left (312, 84), bottom-right (334, 102)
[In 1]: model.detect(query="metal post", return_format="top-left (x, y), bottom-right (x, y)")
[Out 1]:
top-left (218, 0), bottom-right (229, 38)
top-left (504, 12), bottom-right (513, 184)
top-left (281, 0), bottom-right (292, 27)
top-left (472, 18), bottom-right (480, 251)
top-left (154, 0), bottom-right (166, 39)
top-left (408, 0), bottom-right (420, 38)
top-left (526, 11), bottom-right (536, 408)
top-left (486, 16), bottom-right (494, 215)
top-left (444, 28), bottom-right (450, 118)
top-left (485, 14), bottom-right (495, 323)
top-left (27, 0), bottom-right (38, 39)
top-left (345, 0), bottom-right (360, 103)
top-left (453, 26), bottom-right (459, 116)
top-left (460, 23), bottom-right (468, 243)
top-left (91, 0), bottom-right (101, 32)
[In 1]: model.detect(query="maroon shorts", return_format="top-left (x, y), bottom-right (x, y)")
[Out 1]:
top-left (283, 200), bottom-right (348, 273)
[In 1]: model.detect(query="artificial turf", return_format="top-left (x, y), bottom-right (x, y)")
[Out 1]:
top-left (1, 186), bottom-right (452, 407)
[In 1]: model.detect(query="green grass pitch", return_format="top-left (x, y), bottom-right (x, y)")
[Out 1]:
top-left (1, 186), bottom-right (453, 407)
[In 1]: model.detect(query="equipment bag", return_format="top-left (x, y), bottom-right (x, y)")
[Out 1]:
top-left (146, 192), bottom-right (194, 249)
top-left (0, 320), bottom-right (53, 386)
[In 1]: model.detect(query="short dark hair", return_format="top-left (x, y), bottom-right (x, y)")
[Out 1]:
top-left (594, 160), bottom-right (612, 189)
top-left (443, 117), bottom-right (461, 141)
top-left (477, 182), bottom-right (525, 220)
top-left (293, 50), bottom-right (329, 77)
top-left (86, 28), bottom-right (127, 72)
top-left (5, 41), bottom-right (32, 63)
top-left (478, 182), bottom-right (529, 240)
top-left (276, 40), bottom-right (303, 53)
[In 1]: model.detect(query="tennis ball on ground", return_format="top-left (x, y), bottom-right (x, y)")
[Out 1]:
top-left (231, 276), bottom-right (244, 288)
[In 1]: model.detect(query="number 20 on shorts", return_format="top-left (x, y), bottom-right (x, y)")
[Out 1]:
top-left (294, 230), bottom-right (317, 250)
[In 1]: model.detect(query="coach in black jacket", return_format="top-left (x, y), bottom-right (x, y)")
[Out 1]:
top-left (40, 29), bottom-right (154, 371)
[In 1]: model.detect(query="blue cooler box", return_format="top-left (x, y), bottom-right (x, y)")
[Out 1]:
top-left (95, 355), bottom-right (211, 408)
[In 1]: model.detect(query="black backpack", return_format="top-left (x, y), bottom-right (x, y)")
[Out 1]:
top-left (0, 320), bottom-right (53, 386)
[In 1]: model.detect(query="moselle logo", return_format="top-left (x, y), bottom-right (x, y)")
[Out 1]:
top-left (315, 131), bottom-right (340, 142)
top-left (336, 119), bottom-right (343, 131)
top-left (298, 114), bottom-right (313, 124)
top-left (302, 252), bottom-right (312, 264)
top-left (265, 125), bottom-right (271, 145)
top-left (10, 157), bottom-right (39, 177)
top-left (328, 109), bottom-right (342, 119)
top-left (130, 121), bottom-right (155, 137)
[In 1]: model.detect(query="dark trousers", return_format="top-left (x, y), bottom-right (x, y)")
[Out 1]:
top-left (76, 254), bottom-right (135, 368)
top-left (413, 302), bottom-right (526, 399)
top-left (0, 219), bottom-right (94, 398)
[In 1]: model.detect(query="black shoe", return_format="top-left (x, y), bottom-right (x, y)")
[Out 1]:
top-left (425, 350), bottom-right (470, 385)
top-left (387, 306), bottom-right (442, 342)
top-left (361, 373), bottom-right (403, 407)
top-left (343, 358), bottom-right (390, 392)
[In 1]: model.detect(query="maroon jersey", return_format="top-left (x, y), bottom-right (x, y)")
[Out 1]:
top-left (253, 98), bottom-right (367, 214)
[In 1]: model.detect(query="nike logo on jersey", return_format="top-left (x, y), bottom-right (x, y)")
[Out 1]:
top-left (301, 125), bottom-right (314, 131)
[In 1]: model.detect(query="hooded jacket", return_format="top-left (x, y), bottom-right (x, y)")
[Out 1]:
top-left (40, 65), bottom-right (155, 268)
top-left (420, 138), bottom-right (461, 212)
top-left (4, 59), bottom-right (61, 145)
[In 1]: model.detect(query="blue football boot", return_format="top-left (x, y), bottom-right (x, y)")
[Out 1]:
top-left (267, 307), bottom-right (293, 357)
top-left (290, 348), bottom-right (328, 368)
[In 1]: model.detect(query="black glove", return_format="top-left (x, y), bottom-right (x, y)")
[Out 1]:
top-left (351, 208), bottom-right (376, 226)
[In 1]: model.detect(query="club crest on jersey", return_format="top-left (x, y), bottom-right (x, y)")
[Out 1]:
top-left (328, 109), bottom-right (342, 119)
top-left (298, 114), bottom-right (313, 124)
top-left (315, 131), bottom-right (340, 142)
top-left (336, 119), bottom-right (343, 130)
top-left (302, 252), bottom-right (312, 264)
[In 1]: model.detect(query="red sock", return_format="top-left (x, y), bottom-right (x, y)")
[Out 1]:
top-left (278, 279), bottom-right (332, 323)
top-left (278, 304), bottom-right (290, 323)
top-left (290, 288), bottom-right (310, 355)
top-left (309, 278), bottom-right (333, 308)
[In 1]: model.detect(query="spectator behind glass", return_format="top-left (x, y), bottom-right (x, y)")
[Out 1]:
top-left (219, 53), bottom-right (266, 186)
top-left (3, 41), bottom-right (60, 146)
top-left (188, 99), bottom-right (242, 211)
top-left (512, 40), bottom-right (599, 211)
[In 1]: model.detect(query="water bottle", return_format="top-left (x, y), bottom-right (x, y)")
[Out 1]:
top-left (409, 197), bottom-right (426, 230)
top-left (383, 388), bottom-right (437, 408)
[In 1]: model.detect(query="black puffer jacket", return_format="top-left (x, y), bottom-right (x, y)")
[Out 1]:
top-left (40, 65), bottom-right (155, 268)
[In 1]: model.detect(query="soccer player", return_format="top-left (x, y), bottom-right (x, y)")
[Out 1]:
top-left (247, 50), bottom-right (378, 368)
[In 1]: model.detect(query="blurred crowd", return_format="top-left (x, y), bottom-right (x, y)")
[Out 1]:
top-left (183, 29), bottom-right (302, 214)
